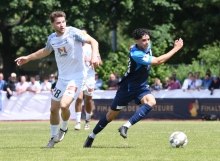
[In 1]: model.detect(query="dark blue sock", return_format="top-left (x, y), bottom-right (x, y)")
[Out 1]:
top-left (93, 116), bottom-right (109, 134)
top-left (129, 104), bottom-right (152, 125)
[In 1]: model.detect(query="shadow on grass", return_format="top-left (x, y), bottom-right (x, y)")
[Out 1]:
top-left (89, 146), bottom-right (134, 148)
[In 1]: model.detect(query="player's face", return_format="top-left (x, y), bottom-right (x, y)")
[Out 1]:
top-left (135, 34), bottom-right (150, 51)
top-left (51, 17), bottom-right (66, 36)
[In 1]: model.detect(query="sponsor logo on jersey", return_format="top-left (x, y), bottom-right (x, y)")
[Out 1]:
top-left (67, 86), bottom-right (77, 92)
top-left (142, 54), bottom-right (150, 62)
top-left (88, 88), bottom-right (94, 92)
top-left (57, 47), bottom-right (67, 56)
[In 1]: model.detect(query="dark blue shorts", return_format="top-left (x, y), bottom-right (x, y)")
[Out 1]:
top-left (110, 86), bottom-right (152, 111)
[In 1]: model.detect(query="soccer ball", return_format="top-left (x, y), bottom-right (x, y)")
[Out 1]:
top-left (169, 131), bottom-right (188, 148)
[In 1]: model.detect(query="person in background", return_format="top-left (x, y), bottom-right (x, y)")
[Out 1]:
top-left (35, 74), bottom-right (41, 84)
top-left (6, 73), bottom-right (18, 99)
top-left (107, 73), bottom-right (119, 90)
top-left (41, 76), bottom-right (52, 91)
top-left (201, 73), bottom-right (212, 89)
top-left (209, 75), bottom-right (220, 95)
top-left (195, 72), bottom-right (202, 90)
top-left (168, 77), bottom-right (181, 90)
top-left (16, 75), bottom-right (29, 95)
top-left (151, 78), bottom-right (162, 91)
top-left (114, 72), bottom-right (121, 82)
top-left (27, 76), bottom-right (41, 93)
top-left (0, 73), bottom-right (7, 91)
top-left (162, 77), bottom-right (170, 89)
top-left (51, 76), bottom-right (58, 92)
top-left (49, 74), bottom-right (56, 85)
top-left (171, 71), bottom-right (181, 85)
top-left (182, 72), bottom-right (193, 91)
top-left (94, 72), bottom-right (103, 90)
top-left (188, 75), bottom-right (197, 90)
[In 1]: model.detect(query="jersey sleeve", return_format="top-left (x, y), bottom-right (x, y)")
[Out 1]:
top-left (45, 34), bottom-right (54, 51)
top-left (69, 27), bottom-right (88, 42)
top-left (131, 50), bottom-right (152, 65)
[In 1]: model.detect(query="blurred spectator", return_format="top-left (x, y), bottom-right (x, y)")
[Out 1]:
top-left (201, 73), bottom-right (212, 89)
top-left (0, 73), bottom-right (7, 91)
top-left (41, 76), bottom-right (52, 91)
top-left (35, 74), bottom-right (41, 84)
top-left (108, 73), bottom-right (119, 90)
top-left (49, 74), bottom-right (56, 85)
top-left (94, 72), bottom-right (103, 90)
top-left (151, 78), bottom-right (162, 91)
top-left (51, 76), bottom-right (58, 92)
top-left (206, 69), bottom-right (211, 76)
top-left (6, 73), bottom-right (18, 99)
top-left (114, 72), bottom-right (121, 82)
top-left (16, 75), bottom-right (29, 95)
top-left (168, 77), bottom-right (181, 90)
top-left (27, 76), bottom-right (41, 93)
top-left (188, 75), bottom-right (197, 90)
top-left (162, 77), bottom-right (170, 89)
top-left (209, 75), bottom-right (220, 95)
top-left (195, 72), bottom-right (202, 90)
top-left (171, 71), bottom-right (181, 85)
top-left (182, 72), bottom-right (193, 91)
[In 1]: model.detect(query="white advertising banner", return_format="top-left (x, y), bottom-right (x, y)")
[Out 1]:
top-left (0, 89), bottom-right (219, 120)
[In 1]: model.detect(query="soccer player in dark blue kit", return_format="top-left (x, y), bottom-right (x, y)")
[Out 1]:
top-left (83, 28), bottom-right (183, 148)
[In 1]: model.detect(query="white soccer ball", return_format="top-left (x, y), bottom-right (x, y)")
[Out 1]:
top-left (169, 131), bottom-right (188, 148)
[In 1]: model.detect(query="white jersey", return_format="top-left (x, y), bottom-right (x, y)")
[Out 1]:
top-left (83, 43), bottom-right (95, 78)
top-left (45, 27), bottom-right (88, 81)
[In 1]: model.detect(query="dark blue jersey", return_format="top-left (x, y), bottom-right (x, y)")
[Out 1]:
top-left (118, 44), bottom-right (152, 91)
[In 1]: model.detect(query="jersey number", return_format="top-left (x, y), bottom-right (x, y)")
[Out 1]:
top-left (53, 88), bottom-right (61, 98)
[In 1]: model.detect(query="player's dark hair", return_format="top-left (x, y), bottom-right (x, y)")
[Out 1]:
top-left (49, 11), bottom-right (66, 23)
top-left (132, 28), bottom-right (150, 40)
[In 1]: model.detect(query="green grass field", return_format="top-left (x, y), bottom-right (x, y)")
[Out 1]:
top-left (0, 120), bottom-right (219, 161)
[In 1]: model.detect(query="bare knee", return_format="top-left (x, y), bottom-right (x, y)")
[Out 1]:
top-left (60, 102), bottom-right (70, 111)
top-left (50, 106), bottom-right (60, 115)
top-left (106, 110), bottom-right (120, 122)
top-left (148, 99), bottom-right (156, 107)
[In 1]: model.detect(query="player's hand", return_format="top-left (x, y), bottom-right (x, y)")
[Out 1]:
top-left (174, 38), bottom-right (183, 50)
top-left (90, 56), bottom-right (99, 69)
top-left (15, 56), bottom-right (30, 66)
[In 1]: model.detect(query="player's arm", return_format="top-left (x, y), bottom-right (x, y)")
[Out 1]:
top-left (85, 36), bottom-right (99, 68)
top-left (97, 51), bottom-right (103, 66)
top-left (150, 38), bottom-right (183, 65)
top-left (15, 48), bottom-right (51, 66)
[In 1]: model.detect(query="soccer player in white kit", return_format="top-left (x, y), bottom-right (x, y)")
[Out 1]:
top-left (74, 29), bottom-right (102, 130)
top-left (15, 11), bottom-right (99, 148)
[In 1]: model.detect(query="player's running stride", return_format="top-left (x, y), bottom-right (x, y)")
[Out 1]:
top-left (83, 28), bottom-right (183, 148)
top-left (15, 11), bottom-right (99, 148)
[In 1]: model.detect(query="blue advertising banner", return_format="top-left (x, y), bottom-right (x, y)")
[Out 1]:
top-left (92, 98), bottom-right (220, 120)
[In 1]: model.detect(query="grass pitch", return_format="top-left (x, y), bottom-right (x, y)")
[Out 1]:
top-left (0, 120), bottom-right (219, 161)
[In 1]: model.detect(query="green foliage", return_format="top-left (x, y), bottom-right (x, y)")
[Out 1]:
top-left (96, 43), bottom-right (128, 89)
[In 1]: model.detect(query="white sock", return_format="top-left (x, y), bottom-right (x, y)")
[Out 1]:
top-left (60, 120), bottom-right (69, 131)
top-left (50, 124), bottom-right (59, 138)
top-left (123, 121), bottom-right (132, 128)
top-left (86, 112), bottom-right (91, 121)
top-left (76, 112), bottom-right (81, 123)
top-left (89, 132), bottom-right (96, 139)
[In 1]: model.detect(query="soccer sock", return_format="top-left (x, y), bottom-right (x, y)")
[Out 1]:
top-left (123, 121), bottom-right (132, 128)
top-left (60, 120), bottom-right (69, 131)
top-left (89, 132), bottom-right (96, 139)
top-left (50, 124), bottom-right (59, 138)
top-left (129, 104), bottom-right (152, 125)
top-left (92, 116), bottom-right (109, 135)
top-left (76, 112), bottom-right (81, 123)
top-left (85, 112), bottom-right (91, 121)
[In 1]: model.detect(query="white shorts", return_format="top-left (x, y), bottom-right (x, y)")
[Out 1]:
top-left (82, 75), bottom-right (96, 96)
top-left (51, 78), bottom-right (86, 101)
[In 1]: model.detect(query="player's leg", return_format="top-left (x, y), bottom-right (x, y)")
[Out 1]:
top-left (119, 93), bottom-right (156, 138)
top-left (46, 99), bottom-right (60, 148)
top-left (84, 93), bottom-right (93, 130)
top-left (84, 90), bottom-right (129, 148)
top-left (54, 81), bottom-right (83, 143)
top-left (83, 109), bottom-right (120, 148)
top-left (74, 91), bottom-right (83, 130)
